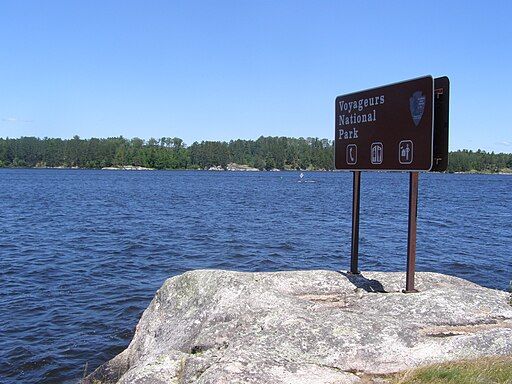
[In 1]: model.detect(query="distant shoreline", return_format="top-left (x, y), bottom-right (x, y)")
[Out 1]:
top-left (1, 165), bottom-right (511, 175)
top-left (2, 136), bottom-right (511, 174)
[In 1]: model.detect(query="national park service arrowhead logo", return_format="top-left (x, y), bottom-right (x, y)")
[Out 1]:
top-left (409, 91), bottom-right (426, 126)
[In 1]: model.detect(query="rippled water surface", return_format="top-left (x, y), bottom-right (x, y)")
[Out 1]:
top-left (1, 169), bottom-right (511, 383)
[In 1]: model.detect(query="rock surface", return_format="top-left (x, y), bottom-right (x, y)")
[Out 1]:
top-left (226, 163), bottom-right (259, 171)
top-left (101, 165), bottom-right (155, 171)
top-left (85, 270), bottom-right (512, 383)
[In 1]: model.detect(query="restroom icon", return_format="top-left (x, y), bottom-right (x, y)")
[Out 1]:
top-left (399, 140), bottom-right (413, 164)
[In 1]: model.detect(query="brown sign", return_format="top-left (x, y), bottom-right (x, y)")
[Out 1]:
top-left (335, 76), bottom-right (434, 171)
top-left (431, 76), bottom-right (450, 172)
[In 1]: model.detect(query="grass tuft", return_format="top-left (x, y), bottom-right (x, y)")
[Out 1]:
top-left (393, 356), bottom-right (512, 384)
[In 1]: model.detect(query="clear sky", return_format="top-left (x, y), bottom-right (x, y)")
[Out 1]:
top-left (0, 1), bottom-right (510, 152)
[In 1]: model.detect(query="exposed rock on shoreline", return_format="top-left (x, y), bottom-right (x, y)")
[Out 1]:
top-left (85, 270), bottom-right (512, 384)
top-left (226, 163), bottom-right (259, 171)
top-left (101, 165), bottom-right (155, 171)
top-left (207, 163), bottom-right (260, 171)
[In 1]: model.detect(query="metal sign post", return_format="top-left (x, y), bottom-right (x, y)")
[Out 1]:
top-left (350, 171), bottom-right (361, 274)
top-left (405, 172), bottom-right (419, 292)
top-left (334, 76), bottom-right (449, 292)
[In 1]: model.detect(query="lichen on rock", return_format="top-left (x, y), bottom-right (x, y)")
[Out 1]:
top-left (84, 270), bottom-right (512, 384)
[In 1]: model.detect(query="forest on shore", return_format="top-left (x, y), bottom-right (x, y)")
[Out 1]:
top-left (0, 136), bottom-right (511, 173)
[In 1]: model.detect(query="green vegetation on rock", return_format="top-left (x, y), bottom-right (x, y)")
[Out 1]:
top-left (449, 150), bottom-right (512, 174)
top-left (391, 357), bottom-right (512, 384)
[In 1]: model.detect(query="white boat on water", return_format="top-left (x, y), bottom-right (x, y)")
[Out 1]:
top-left (298, 172), bottom-right (317, 183)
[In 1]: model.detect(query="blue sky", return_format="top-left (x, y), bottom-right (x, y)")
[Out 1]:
top-left (0, 1), bottom-right (510, 152)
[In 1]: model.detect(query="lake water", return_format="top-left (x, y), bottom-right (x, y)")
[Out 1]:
top-left (0, 169), bottom-right (511, 383)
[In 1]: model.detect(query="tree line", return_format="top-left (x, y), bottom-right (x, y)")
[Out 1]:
top-left (0, 136), bottom-right (333, 170)
top-left (0, 136), bottom-right (511, 172)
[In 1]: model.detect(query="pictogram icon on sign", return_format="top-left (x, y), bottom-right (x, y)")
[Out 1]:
top-left (346, 144), bottom-right (357, 165)
top-left (370, 142), bottom-right (383, 164)
top-left (399, 140), bottom-right (413, 164)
